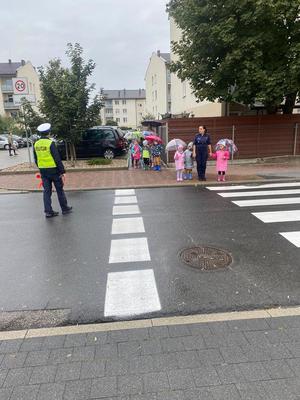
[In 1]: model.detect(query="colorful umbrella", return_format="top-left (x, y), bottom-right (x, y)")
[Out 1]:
top-left (215, 138), bottom-right (238, 155)
top-left (145, 135), bottom-right (163, 143)
top-left (165, 138), bottom-right (187, 152)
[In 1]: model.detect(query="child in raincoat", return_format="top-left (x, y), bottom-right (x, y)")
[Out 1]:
top-left (142, 140), bottom-right (150, 170)
top-left (183, 142), bottom-right (194, 180)
top-left (132, 139), bottom-right (142, 168)
top-left (151, 141), bottom-right (163, 171)
top-left (174, 144), bottom-right (185, 181)
top-left (211, 144), bottom-right (230, 181)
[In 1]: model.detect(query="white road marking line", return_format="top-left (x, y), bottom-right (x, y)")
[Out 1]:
top-left (111, 217), bottom-right (145, 235)
top-left (252, 210), bottom-right (300, 223)
top-left (114, 196), bottom-right (137, 205)
top-left (232, 197), bottom-right (300, 207)
top-left (207, 182), bottom-right (300, 191)
top-left (104, 269), bottom-right (161, 317)
top-left (112, 205), bottom-right (140, 215)
top-left (219, 189), bottom-right (300, 198)
top-left (109, 237), bottom-right (151, 263)
top-left (279, 232), bottom-right (300, 248)
top-left (115, 189), bottom-right (136, 196)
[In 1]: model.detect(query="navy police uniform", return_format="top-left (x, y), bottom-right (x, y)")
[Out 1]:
top-left (193, 133), bottom-right (211, 180)
top-left (33, 123), bottom-right (72, 218)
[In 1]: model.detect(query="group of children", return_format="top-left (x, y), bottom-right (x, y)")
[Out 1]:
top-left (130, 139), bottom-right (163, 171)
top-left (174, 143), bottom-right (230, 182)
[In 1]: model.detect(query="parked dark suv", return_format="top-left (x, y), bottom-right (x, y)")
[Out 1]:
top-left (57, 126), bottom-right (127, 159)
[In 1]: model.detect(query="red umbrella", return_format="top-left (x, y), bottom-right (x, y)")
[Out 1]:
top-left (145, 135), bottom-right (163, 143)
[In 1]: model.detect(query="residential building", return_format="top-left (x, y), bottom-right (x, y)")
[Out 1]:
top-left (145, 51), bottom-right (171, 119)
top-left (0, 59), bottom-right (41, 118)
top-left (170, 19), bottom-right (224, 118)
top-left (100, 89), bottom-right (146, 129)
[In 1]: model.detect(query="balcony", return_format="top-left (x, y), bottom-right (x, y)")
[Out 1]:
top-left (3, 101), bottom-right (19, 110)
top-left (1, 84), bottom-right (13, 93)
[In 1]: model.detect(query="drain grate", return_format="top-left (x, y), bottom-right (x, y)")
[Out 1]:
top-left (179, 246), bottom-right (232, 271)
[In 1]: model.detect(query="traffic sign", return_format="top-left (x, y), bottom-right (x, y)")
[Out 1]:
top-left (12, 77), bottom-right (28, 95)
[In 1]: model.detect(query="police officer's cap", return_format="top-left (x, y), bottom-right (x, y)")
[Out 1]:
top-left (37, 123), bottom-right (51, 133)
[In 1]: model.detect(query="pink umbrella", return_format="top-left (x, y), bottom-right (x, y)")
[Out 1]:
top-left (145, 135), bottom-right (163, 143)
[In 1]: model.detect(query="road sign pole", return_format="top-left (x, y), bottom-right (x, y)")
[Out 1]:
top-left (21, 104), bottom-right (32, 165)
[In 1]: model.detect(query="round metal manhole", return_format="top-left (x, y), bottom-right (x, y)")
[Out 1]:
top-left (179, 246), bottom-right (232, 271)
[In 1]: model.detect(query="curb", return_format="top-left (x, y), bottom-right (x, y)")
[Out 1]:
top-left (1, 305), bottom-right (300, 340)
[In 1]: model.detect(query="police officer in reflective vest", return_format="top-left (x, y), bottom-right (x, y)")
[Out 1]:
top-left (34, 123), bottom-right (72, 218)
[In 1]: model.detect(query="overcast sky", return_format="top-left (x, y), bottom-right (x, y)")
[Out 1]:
top-left (1, 0), bottom-right (170, 91)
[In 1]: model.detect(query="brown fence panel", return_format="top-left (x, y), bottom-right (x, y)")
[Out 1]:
top-left (161, 115), bottom-right (300, 160)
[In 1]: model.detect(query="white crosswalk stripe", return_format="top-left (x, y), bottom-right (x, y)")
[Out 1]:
top-left (207, 182), bottom-right (300, 191)
top-left (233, 197), bottom-right (300, 207)
top-left (111, 217), bottom-right (145, 235)
top-left (105, 189), bottom-right (161, 318)
top-left (104, 270), bottom-right (161, 318)
top-left (218, 189), bottom-right (300, 198)
top-left (206, 182), bottom-right (300, 248)
top-left (114, 196), bottom-right (137, 204)
top-left (252, 210), bottom-right (300, 223)
top-left (279, 232), bottom-right (300, 248)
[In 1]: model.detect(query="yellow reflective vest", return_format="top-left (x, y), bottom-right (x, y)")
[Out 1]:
top-left (34, 139), bottom-right (56, 168)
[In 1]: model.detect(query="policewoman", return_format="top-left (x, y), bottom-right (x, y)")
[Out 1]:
top-left (34, 123), bottom-right (72, 218)
top-left (192, 125), bottom-right (212, 181)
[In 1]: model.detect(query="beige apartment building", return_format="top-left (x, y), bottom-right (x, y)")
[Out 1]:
top-left (170, 19), bottom-right (224, 118)
top-left (145, 51), bottom-right (171, 119)
top-left (100, 89), bottom-right (146, 129)
top-left (0, 60), bottom-right (41, 118)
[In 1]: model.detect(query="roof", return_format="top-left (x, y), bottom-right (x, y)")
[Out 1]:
top-left (0, 62), bottom-right (22, 75)
top-left (160, 53), bottom-right (170, 62)
top-left (102, 89), bottom-right (146, 100)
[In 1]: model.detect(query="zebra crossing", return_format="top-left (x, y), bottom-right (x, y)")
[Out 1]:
top-left (104, 189), bottom-right (161, 318)
top-left (207, 181), bottom-right (300, 248)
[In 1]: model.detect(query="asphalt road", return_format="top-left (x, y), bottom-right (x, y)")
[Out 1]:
top-left (1, 183), bottom-right (300, 330)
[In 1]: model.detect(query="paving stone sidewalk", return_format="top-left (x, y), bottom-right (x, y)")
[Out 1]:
top-left (1, 160), bottom-right (300, 191)
top-left (2, 315), bottom-right (300, 399)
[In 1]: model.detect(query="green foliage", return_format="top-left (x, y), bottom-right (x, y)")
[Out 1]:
top-left (0, 115), bottom-right (21, 134)
top-left (38, 43), bottom-right (103, 144)
top-left (167, 0), bottom-right (300, 113)
top-left (86, 158), bottom-right (112, 166)
top-left (142, 113), bottom-right (156, 120)
top-left (18, 99), bottom-right (43, 133)
top-left (105, 119), bottom-right (118, 126)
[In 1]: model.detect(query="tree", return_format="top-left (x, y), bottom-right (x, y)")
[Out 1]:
top-left (167, 0), bottom-right (300, 114)
top-left (142, 113), bottom-right (156, 121)
top-left (18, 99), bottom-right (43, 134)
top-left (106, 119), bottom-right (118, 126)
top-left (39, 43), bottom-right (103, 161)
top-left (0, 116), bottom-right (17, 134)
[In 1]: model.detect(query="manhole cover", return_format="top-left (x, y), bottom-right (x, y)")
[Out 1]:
top-left (179, 246), bottom-right (232, 271)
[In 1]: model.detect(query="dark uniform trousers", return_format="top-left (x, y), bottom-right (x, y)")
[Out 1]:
top-left (41, 171), bottom-right (68, 214)
top-left (196, 147), bottom-right (208, 179)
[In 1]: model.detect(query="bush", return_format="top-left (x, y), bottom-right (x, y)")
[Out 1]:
top-left (87, 158), bottom-right (112, 166)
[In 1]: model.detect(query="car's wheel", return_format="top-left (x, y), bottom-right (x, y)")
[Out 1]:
top-left (4, 144), bottom-right (9, 150)
top-left (103, 149), bottom-right (115, 159)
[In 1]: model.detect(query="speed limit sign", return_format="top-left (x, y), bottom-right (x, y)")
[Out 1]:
top-left (12, 78), bottom-right (28, 94)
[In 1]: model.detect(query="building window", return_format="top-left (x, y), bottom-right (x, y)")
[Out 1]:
top-left (152, 76), bottom-right (154, 86)
top-left (106, 100), bottom-right (113, 106)
top-left (139, 103), bottom-right (143, 107)
top-left (8, 94), bottom-right (13, 103)
top-left (106, 108), bottom-right (113, 115)
top-left (168, 102), bottom-right (171, 112)
top-left (122, 100), bottom-right (126, 105)
top-left (116, 118), bottom-right (120, 123)
top-left (123, 109), bottom-right (127, 114)
top-left (123, 117), bottom-right (127, 123)
top-left (155, 90), bottom-right (157, 100)
top-left (115, 109), bottom-right (120, 114)
top-left (115, 100), bottom-right (119, 105)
